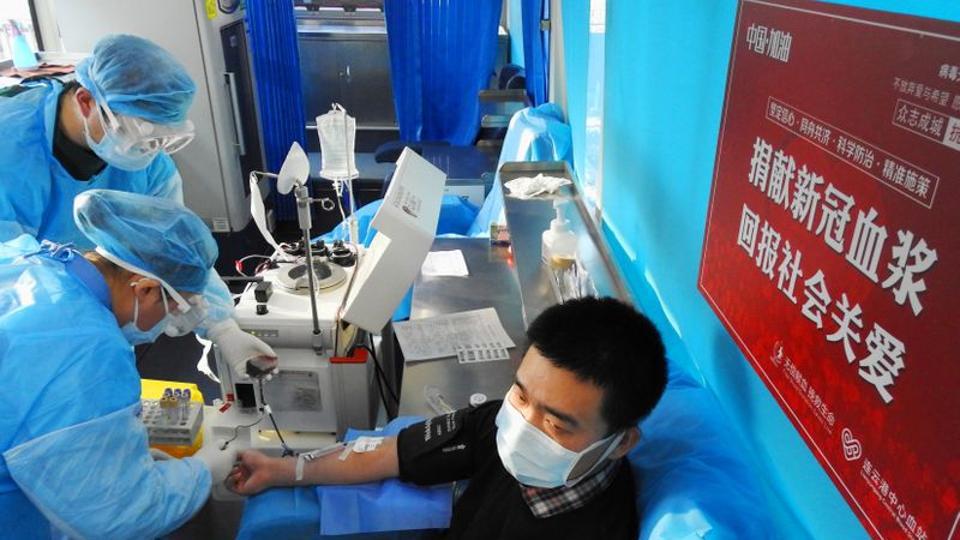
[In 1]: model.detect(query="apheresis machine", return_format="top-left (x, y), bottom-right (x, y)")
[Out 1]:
top-left (205, 141), bottom-right (446, 456)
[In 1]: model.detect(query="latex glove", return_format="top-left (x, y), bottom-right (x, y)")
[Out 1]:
top-left (193, 443), bottom-right (239, 498)
top-left (150, 448), bottom-right (174, 461)
top-left (207, 319), bottom-right (278, 379)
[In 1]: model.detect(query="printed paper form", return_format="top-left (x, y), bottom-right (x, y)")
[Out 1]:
top-left (394, 307), bottom-right (516, 362)
top-left (420, 250), bottom-right (469, 277)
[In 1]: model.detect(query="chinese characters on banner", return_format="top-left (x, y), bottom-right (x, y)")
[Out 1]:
top-left (698, 1), bottom-right (959, 539)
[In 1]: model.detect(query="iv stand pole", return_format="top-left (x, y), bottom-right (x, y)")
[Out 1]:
top-left (294, 180), bottom-right (324, 354)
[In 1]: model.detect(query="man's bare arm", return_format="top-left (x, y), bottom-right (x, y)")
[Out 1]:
top-left (227, 437), bottom-right (400, 495)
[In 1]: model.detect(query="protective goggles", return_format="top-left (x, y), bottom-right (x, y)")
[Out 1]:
top-left (165, 295), bottom-right (209, 337)
top-left (94, 247), bottom-right (208, 336)
top-left (96, 100), bottom-right (195, 156)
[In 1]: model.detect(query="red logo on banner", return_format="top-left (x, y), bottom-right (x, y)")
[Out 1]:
top-left (699, 1), bottom-right (960, 538)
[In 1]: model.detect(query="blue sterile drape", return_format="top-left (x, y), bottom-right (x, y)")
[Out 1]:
top-left (521, 0), bottom-right (548, 105)
top-left (384, 0), bottom-right (502, 145)
top-left (245, 0), bottom-right (306, 219)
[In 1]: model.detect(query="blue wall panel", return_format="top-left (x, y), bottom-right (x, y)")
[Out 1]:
top-left (561, 0), bottom-right (588, 182)
top-left (597, 0), bottom-right (959, 537)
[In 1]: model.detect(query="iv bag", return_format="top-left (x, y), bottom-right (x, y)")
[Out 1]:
top-left (316, 103), bottom-right (358, 181)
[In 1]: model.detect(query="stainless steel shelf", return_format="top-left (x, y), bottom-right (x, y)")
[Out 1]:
top-left (499, 161), bottom-right (632, 327)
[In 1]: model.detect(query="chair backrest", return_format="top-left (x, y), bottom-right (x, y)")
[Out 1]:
top-left (505, 73), bottom-right (526, 91)
top-left (467, 104), bottom-right (574, 237)
top-left (497, 64), bottom-right (525, 90)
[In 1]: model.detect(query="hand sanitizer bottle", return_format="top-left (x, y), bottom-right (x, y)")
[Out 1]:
top-left (541, 200), bottom-right (577, 270)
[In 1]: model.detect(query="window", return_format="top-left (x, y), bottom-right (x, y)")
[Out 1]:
top-left (582, 0), bottom-right (606, 211)
top-left (0, 0), bottom-right (40, 64)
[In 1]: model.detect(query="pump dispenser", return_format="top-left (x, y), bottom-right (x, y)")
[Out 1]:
top-left (542, 200), bottom-right (578, 270)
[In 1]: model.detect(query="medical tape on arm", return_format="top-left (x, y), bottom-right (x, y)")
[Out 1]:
top-left (295, 442), bottom-right (347, 482)
top-left (335, 436), bottom-right (384, 463)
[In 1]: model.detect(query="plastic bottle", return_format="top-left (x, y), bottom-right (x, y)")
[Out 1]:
top-left (424, 385), bottom-right (455, 415)
top-left (541, 200), bottom-right (577, 270)
top-left (9, 21), bottom-right (37, 70)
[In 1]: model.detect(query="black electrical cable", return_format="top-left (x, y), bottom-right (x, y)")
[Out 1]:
top-left (371, 355), bottom-right (390, 416)
top-left (350, 342), bottom-right (391, 414)
top-left (219, 413), bottom-right (265, 450)
top-left (370, 350), bottom-right (398, 405)
top-left (367, 334), bottom-right (399, 403)
top-left (258, 378), bottom-right (295, 457)
top-left (361, 337), bottom-right (398, 405)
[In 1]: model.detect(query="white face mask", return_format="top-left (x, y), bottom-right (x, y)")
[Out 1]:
top-left (495, 398), bottom-right (624, 489)
top-left (93, 247), bottom-right (206, 337)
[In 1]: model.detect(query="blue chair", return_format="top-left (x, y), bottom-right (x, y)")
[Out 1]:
top-left (497, 64), bottom-right (525, 90)
top-left (467, 103), bottom-right (574, 237)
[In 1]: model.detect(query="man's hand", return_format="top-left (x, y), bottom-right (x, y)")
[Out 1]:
top-left (226, 450), bottom-right (291, 496)
top-left (207, 319), bottom-right (279, 379)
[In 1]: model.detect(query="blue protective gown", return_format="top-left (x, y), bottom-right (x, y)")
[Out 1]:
top-left (467, 103), bottom-right (573, 237)
top-left (0, 79), bottom-right (234, 324)
top-left (0, 235), bottom-right (210, 539)
top-left (0, 79), bottom-right (183, 248)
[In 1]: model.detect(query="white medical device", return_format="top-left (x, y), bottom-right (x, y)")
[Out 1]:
top-left (212, 146), bottom-right (445, 447)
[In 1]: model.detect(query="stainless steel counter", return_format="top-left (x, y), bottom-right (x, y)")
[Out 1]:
top-left (397, 238), bottom-right (526, 417)
top-left (396, 163), bottom-right (629, 418)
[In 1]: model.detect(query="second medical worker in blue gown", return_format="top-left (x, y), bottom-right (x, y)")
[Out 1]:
top-left (0, 33), bottom-right (277, 379)
top-left (0, 190), bottom-right (238, 538)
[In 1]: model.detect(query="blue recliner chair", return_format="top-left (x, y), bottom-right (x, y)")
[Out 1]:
top-left (467, 102), bottom-right (574, 238)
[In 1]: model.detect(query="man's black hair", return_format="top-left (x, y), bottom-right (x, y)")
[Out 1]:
top-left (525, 296), bottom-right (668, 432)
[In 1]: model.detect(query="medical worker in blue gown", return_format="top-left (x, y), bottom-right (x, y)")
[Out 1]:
top-left (0, 33), bottom-right (277, 380)
top-left (0, 190), bottom-right (241, 539)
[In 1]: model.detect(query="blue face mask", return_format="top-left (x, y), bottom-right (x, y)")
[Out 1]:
top-left (120, 285), bottom-right (170, 346)
top-left (81, 105), bottom-right (157, 171)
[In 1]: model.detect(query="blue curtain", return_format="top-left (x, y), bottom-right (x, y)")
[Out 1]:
top-left (521, 0), bottom-right (549, 105)
top-left (246, 0), bottom-right (307, 219)
top-left (384, 0), bottom-right (502, 145)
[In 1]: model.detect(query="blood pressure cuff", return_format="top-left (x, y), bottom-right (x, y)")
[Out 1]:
top-left (396, 401), bottom-right (501, 487)
top-left (317, 416), bottom-right (454, 536)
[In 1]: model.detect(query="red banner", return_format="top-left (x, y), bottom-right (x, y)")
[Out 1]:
top-left (699, 1), bottom-right (960, 538)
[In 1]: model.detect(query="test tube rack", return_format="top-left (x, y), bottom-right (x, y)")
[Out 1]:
top-left (140, 399), bottom-right (204, 447)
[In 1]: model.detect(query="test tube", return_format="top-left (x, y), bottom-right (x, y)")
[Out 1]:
top-left (180, 390), bottom-right (191, 423)
top-left (182, 388), bottom-right (192, 423)
top-left (160, 396), bottom-right (173, 424)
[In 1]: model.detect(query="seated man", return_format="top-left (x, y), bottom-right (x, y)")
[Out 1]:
top-left (229, 297), bottom-right (668, 539)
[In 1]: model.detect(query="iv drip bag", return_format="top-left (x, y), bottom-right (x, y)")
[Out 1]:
top-left (316, 103), bottom-right (358, 181)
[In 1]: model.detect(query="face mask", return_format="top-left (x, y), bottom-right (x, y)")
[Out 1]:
top-left (80, 99), bottom-right (158, 171)
top-left (120, 283), bottom-right (170, 346)
top-left (495, 398), bottom-right (624, 488)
